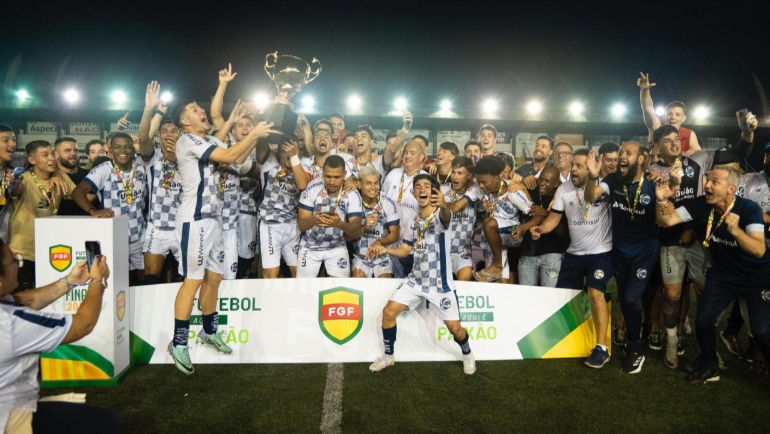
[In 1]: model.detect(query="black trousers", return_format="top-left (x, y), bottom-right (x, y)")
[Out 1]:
top-left (32, 401), bottom-right (122, 434)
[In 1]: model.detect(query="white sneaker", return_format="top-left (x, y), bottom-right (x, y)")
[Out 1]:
top-left (369, 354), bottom-right (395, 372)
top-left (462, 352), bottom-right (476, 375)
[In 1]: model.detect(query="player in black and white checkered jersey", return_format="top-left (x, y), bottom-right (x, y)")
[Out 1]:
top-left (296, 155), bottom-right (363, 278)
top-left (135, 83), bottom-right (183, 284)
top-left (440, 157), bottom-right (483, 282)
top-left (236, 147), bottom-right (260, 278)
top-left (257, 139), bottom-right (309, 278)
top-left (352, 165), bottom-right (400, 278)
top-left (72, 132), bottom-right (148, 286)
top-left (367, 174), bottom-right (476, 375)
top-left (219, 118), bottom-right (256, 281)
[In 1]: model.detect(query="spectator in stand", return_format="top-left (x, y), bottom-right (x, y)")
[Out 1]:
top-left (464, 141), bottom-right (482, 165)
top-left (329, 113), bottom-right (349, 147)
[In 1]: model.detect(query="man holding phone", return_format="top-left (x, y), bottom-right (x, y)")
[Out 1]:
top-left (296, 155), bottom-right (363, 277)
top-left (0, 239), bottom-right (121, 433)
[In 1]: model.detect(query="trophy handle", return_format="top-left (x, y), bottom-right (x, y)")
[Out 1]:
top-left (264, 51), bottom-right (278, 80)
top-left (305, 57), bottom-right (322, 84)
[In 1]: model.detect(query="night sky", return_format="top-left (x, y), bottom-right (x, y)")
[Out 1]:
top-left (3, 2), bottom-right (770, 118)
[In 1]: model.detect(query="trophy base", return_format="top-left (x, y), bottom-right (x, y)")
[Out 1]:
top-left (264, 103), bottom-right (298, 144)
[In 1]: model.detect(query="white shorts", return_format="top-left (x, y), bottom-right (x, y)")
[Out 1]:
top-left (143, 226), bottom-right (181, 262)
top-left (238, 214), bottom-right (258, 259)
top-left (176, 219), bottom-right (224, 280)
top-left (389, 279), bottom-right (460, 321)
top-left (451, 251), bottom-right (473, 275)
top-left (297, 245), bottom-right (350, 278)
top-left (129, 239), bottom-right (144, 271)
top-left (352, 254), bottom-right (393, 277)
top-left (223, 228), bottom-right (239, 280)
top-left (260, 221), bottom-right (300, 269)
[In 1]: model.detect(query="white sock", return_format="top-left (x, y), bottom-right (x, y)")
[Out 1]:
top-left (596, 344), bottom-right (607, 352)
top-left (666, 327), bottom-right (678, 343)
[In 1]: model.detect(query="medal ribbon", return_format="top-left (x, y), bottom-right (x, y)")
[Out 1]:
top-left (575, 188), bottom-right (589, 220)
top-left (397, 171), bottom-right (415, 203)
top-left (702, 198), bottom-right (736, 248)
top-left (162, 159), bottom-right (175, 190)
top-left (415, 211), bottom-right (436, 249)
top-left (32, 172), bottom-right (57, 214)
top-left (113, 164), bottom-right (135, 203)
top-left (623, 177), bottom-right (643, 221)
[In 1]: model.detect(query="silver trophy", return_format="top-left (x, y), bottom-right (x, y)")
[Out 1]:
top-left (264, 52), bottom-right (322, 143)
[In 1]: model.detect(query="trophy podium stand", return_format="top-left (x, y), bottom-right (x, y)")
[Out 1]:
top-left (35, 215), bottom-right (131, 387)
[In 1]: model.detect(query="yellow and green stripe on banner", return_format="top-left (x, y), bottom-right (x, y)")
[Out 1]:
top-left (41, 344), bottom-right (113, 382)
top-left (517, 291), bottom-right (612, 359)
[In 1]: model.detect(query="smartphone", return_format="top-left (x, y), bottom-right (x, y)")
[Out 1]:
top-left (738, 108), bottom-right (749, 131)
top-left (12, 167), bottom-right (24, 179)
top-left (85, 241), bottom-right (101, 271)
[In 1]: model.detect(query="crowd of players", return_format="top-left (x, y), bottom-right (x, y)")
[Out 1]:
top-left (2, 67), bottom-right (770, 432)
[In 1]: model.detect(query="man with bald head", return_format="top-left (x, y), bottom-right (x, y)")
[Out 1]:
top-left (585, 141), bottom-right (659, 374)
top-left (381, 140), bottom-right (427, 277)
top-left (518, 166), bottom-right (567, 288)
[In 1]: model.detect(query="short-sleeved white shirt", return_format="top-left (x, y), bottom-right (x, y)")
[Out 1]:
top-left (175, 133), bottom-right (225, 222)
top-left (551, 181), bottom-right (612, 255)
top-left (298, 178), bottom-right (363, 251)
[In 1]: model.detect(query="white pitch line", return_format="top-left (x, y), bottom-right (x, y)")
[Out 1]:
top-left (320, 363), bottom-right (344, 434)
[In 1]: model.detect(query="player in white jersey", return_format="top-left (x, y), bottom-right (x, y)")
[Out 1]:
top-left (381, 140), bottom-right (428, 277)
top-left (166, 96), bottom-right (280, 375)
top-left (351, 125), bottom-right (387, 179)
top-left (353, 166), bottom-right (400, 278)
top-left (136, 82), bottom-right (182, 284)
top-left (219, 119), bottom-right (256, 280)
top-left (473, 156), bottom-right (533, 283)
top-left (0, 240), bottom-right (119, 433)
top-left (297, 155), bottom-right (363, 277)
top-left (72, 132), bottom-right (148, 286)
top-left (258, 139), bottom-right (309, 278)
top-left (531, 148), bottom-right (614, 368)
top-left (367, 174), bottom-right (476, 375)
top-left (236, 147), bottom-right (261, 278)
top-left (440, 157), bottom-right (483, 281)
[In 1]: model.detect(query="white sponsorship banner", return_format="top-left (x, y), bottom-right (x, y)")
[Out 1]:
top-left (68, 122), bottom-right (102, 136)
top-left (437, 131), bottom-right (471, 148)
top-left (131, 279), bottom-right (603, 365)
top-left (26, 122), bottom-right (59, 135)
top-left (36, 216), bottom-right (131, 385)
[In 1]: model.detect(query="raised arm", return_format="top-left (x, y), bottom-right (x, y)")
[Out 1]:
top-left (383, 111), bottom-right (412, 166)
top-left (583, 149), bottom-right (607, 202)
top-left (208, 108), bottom-right (281, 165)
top-left (211, 63), bottom-right (238, 131)
top-left (61, 256), bottom-right (110, 345)
top-left (138, 81), bottom-right (162, 158)
top-left (282, 141), bottom-right (309, 191)
top-left (638, 72), bottom-right (661, 139)
top-left (726, 213), bottom-right (766, 258)
top-left (529, 208), bottom-right (563, 240)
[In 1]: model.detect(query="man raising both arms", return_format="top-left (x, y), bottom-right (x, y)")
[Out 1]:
top-left (367, 174), bottom-right (476, 375)
top-left (167, 96), bottom-right (279, 375)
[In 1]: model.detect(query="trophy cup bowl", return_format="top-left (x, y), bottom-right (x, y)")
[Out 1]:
top-left (264, 52), bottom-right (322, 144)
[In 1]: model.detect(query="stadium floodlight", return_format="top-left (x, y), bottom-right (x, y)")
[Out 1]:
top-left (160, 91), bottom-right (173, 103)
top-left (612, 103), bottom-right (626, 117)
top-left (63, 89), bottom-right (80, 104)
top-left (569, 102), bottom-right (584, 116)
top-left (16, 90), bottom-right (29, 101)
top-left (254, 92), bottom-right (270, 109)
top-left (302, 95), bottom-right (315, 108)
top-left (694, 106), bottom-right (709, 119)
top-left (655, 106), bottom-right (665, 117)
top-left (526, 100), bottom-right (542, 115)
top-left (440, 99), bottom-right (452, 111)
top-left (111, 90), bottom-right (127, 104)
top-left (482, 99), bottom-right (498, 114)
top-left (394, 97), bottom-right (407, 111)
top-left (347, 95), bottom-right (362, 110)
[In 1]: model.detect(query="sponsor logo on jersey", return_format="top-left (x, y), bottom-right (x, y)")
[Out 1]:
top-left (636, 268), bottom-right (648, 279)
